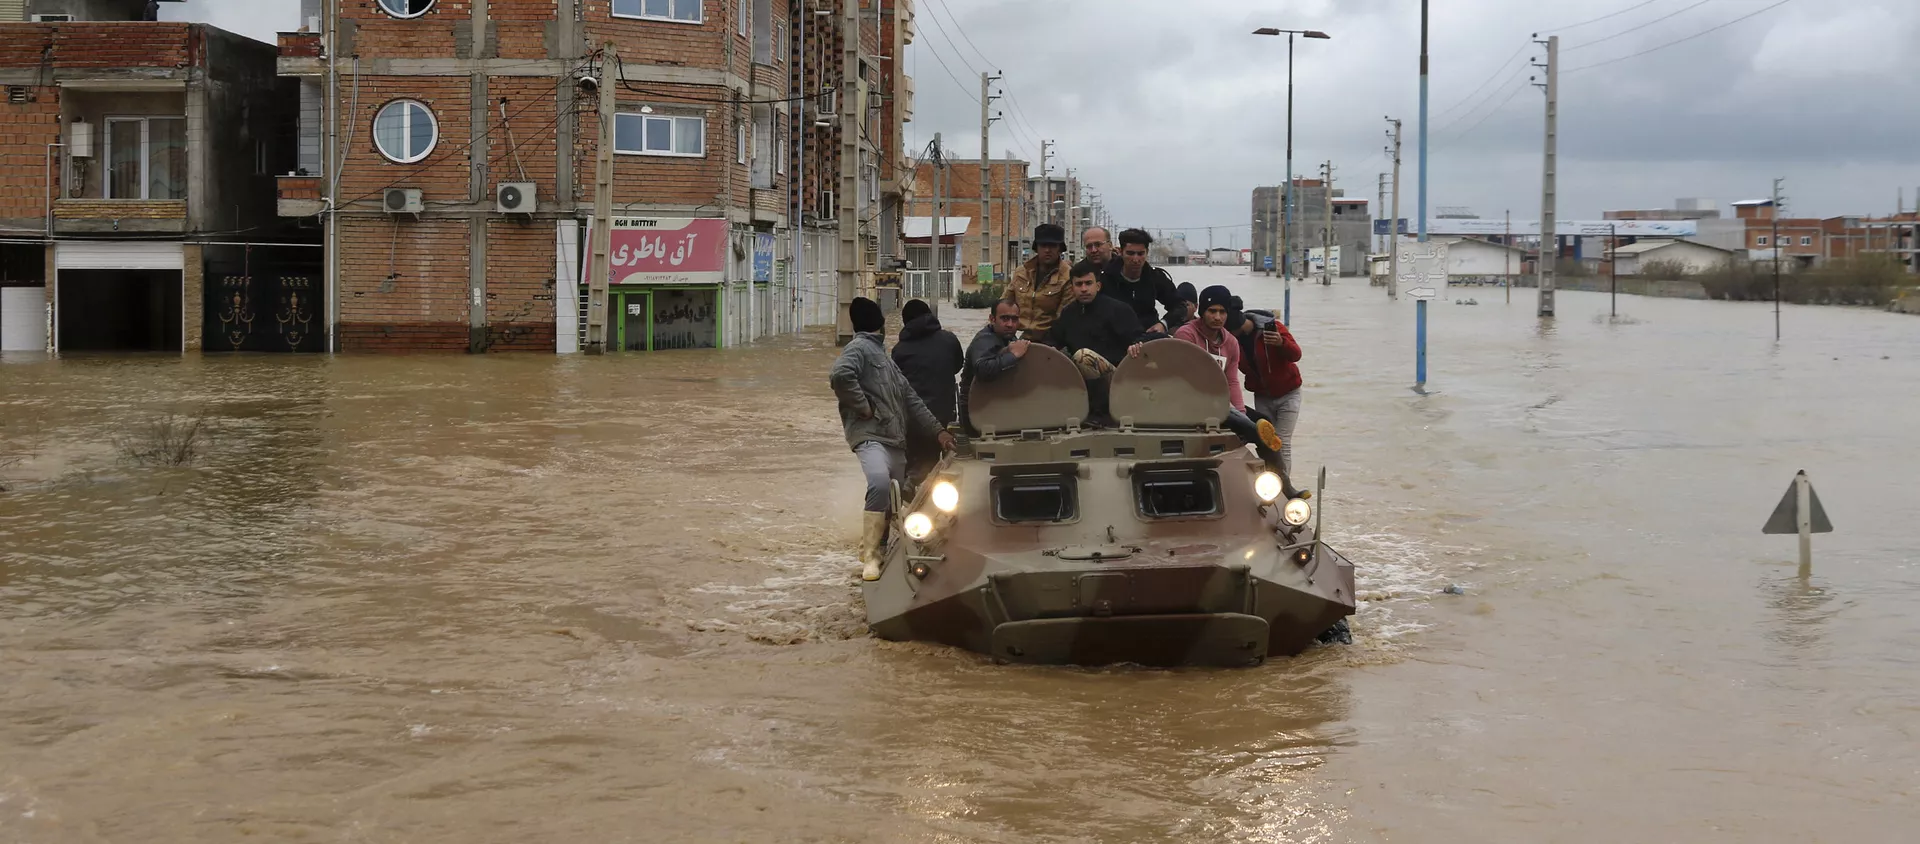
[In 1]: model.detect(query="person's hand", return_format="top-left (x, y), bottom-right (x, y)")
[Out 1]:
top-left (1262, 329), bottom-right (1287, 347)
top-left (856, 406), bottom-right (873, 420)
top-left (937, 431), bottom-right (957, 452)
top-left (1147, 322), bottom-right (1166, 334)
top-left (1009, 339), bottom-right (1031, 358)
top-left (1127, 343), bottom-right (1144, 358)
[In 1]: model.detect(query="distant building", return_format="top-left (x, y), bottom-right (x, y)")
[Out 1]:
top-left (905, 157), bottom-right (1031, 282)
top-left (1606, 239), bottom-right (1736, 276)
top-left (1250, 179), bottom-right (1372, 276)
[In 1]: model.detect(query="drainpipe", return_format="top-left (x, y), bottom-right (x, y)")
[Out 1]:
top-left (44, 142), bottom-right (65, 239)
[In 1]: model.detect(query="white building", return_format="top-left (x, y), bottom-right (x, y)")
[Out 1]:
top-left (1428, 237), bottom-right (1526, 281)
top-left (1608, 239), bottom-right (1736, 275)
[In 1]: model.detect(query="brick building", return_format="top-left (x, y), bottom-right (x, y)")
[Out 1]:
top-left (0, 0), bottom-right (300, 354)
top-left (277, 0), bottom-right (810, 353)
top-left (903, 156), bottom-right (1030, 283)
top-left (1732, 199), bottom-right (1920, 270)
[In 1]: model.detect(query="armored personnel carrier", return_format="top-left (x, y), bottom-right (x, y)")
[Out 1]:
top-left (861, 337), bottom-right (1356, 667)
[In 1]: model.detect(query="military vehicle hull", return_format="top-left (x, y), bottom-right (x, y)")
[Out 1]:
top-left (858, 337), bottom-right (1356, 668)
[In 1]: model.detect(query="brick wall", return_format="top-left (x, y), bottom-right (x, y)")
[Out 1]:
top-left (337, 215), bottom-right (471, 351)
top-left (490, 0), bottom-right (551, 60)
top-left (53, 199), bottom-right (188, 219)
top-left (0, 23), bottom-right (194, 68)
top-left (0, 86), bottom-right (61, 225)
top-left (336, 76), bottom-right (473, 206)
top-left (182, 243), bottom-right (203, 352)
top-left (343, 0), bottom-right (462, 58)
top-left (583, 0), bottom-right (727, 67)
top-left (483, 218), bottom-right (556, 351)
top-left (487, 76), bottom-right (562, 198)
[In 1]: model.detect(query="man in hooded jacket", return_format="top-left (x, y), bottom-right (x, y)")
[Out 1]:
top-left (1004, 223), bottom-right (1074, 345)
top-left (830, 297), bottom-right (955, 580)
top-left (891, 298), bottom-right (964, 486)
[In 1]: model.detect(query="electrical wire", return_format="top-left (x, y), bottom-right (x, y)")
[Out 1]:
top-left (1437, 81), bottom-right (1530, 141)
top-left (1562, 0), bottom-right (1712, 52)
top-left (1430, 43), bottom-right (1529, 123)
top-left (911, 15), bottom-right (982, 104)
top-left (1565, 0), bottom-right (1796, 73)
top-left (1539, 0), bottom-right (1670, 33)
top-left (341, 98), bottom-right (581, 208)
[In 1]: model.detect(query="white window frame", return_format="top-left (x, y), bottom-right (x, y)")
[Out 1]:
top-left (777, 125), bottom-right (786, 175)
top-left (614, 112), bottom-right (706, 158)
top-left (739, 0), bottom-right (750, 36)
top-left (1800, 235), bottom-right (1812, 246)
top-left (371, 99), bottom-right (439, 165)
top-left (376, 0), bottom-right (437, 19)
top-left (104, 116), bottom-right (188, 200)
top-left (611, 0), bottom-right (703, 25)
top-left (1756, 236), bottom-right (1770, 246)
top-left (736, 121), bottom-right (748, 165)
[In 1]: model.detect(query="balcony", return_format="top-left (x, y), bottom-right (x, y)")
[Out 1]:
top-left (277, 32), bottom-right (325, 76)
top-left (277, 175), bottom-right (324, 218)
top-left (53, 199), bottom-right (188, 234)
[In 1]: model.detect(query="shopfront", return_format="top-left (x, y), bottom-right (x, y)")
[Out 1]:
top-left (606, 217), bottom-right (726, 352)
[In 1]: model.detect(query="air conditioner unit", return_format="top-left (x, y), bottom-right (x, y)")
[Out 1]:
top-left (383, 188), bottom-right (422, 214)
top-left (496, 182), bottom-right (536, 214)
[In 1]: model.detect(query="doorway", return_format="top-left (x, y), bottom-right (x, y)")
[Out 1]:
top-left (57, 269), bottom-right (183, 352)
top-left (612, 288), bottom-right (651, 352)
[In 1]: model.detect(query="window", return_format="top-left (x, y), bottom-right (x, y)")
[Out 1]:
top-left (372, 100), bottom-right (438, 164)
top-left (105, 117), bottom-right (186, 200)
top-left (1134, 468), bottom-right (1222, 519)
top-left (376, 0), bottom-right (436, 18)
top-left (739, 0), bottom-right (749, 36)
top-left (614, 112), bottom-right (704, 156)
top-left (1800, 236), bottom-right (1812, 246)
top-left (612, 0), bottom-right (701, 23)
top-left (736, 122), bottom-right (747, 164)
top-left (751, 105), bottom-right (772, 189)
top-left (1756, 236), bottom-right (1770, 246)
top-left (751, 0), bottom-right (772, 64)
top-left (776, 125), bottom-right (786, 175)
top-left (992, 472), bottom-right (1078, 523)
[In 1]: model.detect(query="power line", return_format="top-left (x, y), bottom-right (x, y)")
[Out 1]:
top-left (911, 8), bottom-right (981, 103)
top-left (1563, 0), bottom-right (1713, 52)
top-left (1439, 81), bottom-right (1530, 141)
top-left (1431, 43), bottom-right (1528, 122)
top-left (1539, 0), bottom-right (1669, 34)
top-left (924, 0), bottom-right (998, 72)
top-left (1432, 54), bottom-right (1533, 135)
top-left (1565, 0), bottom-right (1796, 73)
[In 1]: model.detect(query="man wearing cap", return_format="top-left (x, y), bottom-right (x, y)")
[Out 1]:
top-left (1004, 223), bottom-right (1074, 346)
top-left (830, 296), bottom-right (956, 581)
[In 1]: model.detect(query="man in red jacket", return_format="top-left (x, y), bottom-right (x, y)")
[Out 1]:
top-left (1234, 307), bottom-right (1303, 476)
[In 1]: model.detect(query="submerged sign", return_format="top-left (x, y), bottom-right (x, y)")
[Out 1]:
top-left (611, 217), bottom-right (728, 285)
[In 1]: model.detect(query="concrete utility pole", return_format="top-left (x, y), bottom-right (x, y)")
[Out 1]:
top-left (979, 71), bottom-right (1000, 275)
top-left (1038, 139), bottom-right (1051, 226)
top-left (586, 42), bottom-right (617, 354)
top-left (1066, 166), bottom-right (1079, 256)
top-left (836, 0), bottom-right (860, 342)
top-left (1532, 33), bottom-right (1559, 318)
top-left (1386, 116), bottom-right (1402, 300)
top-left (1505, 209), bottom-right (1512, 303)
top-left (1321, 159), bottom-right (1334, 284)
top-left (1376, 172), bottom-right (1388, 257)
top-left (1773, 177), bottom-right (1785, 340)
top-left (933, 133), bottom-right (944, 302)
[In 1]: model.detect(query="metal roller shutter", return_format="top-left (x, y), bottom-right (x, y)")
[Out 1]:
top-left (1, 286), bottom-right (48, 351)
top-left (56, 241), bottom-right (184, 271)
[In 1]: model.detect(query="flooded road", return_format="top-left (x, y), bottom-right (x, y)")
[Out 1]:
top-left (3, 268), bottom-right (1917, 842)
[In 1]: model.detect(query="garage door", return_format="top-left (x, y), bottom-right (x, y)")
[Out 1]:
top-left (56, 241), bottom-right (184, 271)
top-left (1, 286), bottom-right (47, 351)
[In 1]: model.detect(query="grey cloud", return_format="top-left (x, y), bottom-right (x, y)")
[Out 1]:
top-left (911, 0), bottom-right (1920, 238)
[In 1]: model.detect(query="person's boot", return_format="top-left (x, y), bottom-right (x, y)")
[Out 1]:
top-left (858, 511), bottom-right (887, 581)
top-left (1256, 419), bottom-right (1309, 500)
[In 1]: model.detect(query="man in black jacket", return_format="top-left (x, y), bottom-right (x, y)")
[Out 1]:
top-left (1053, 261), bottom-right (1150, 426)
top-left (959, 299), bottom-right (1030, 435)
top-left (1099, 228), bottom-right (1187, 335)
top-left (891, 299), bottom-right (964, 426)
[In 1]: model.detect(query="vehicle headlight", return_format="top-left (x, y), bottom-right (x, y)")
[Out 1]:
top-left (902, 512), bottom-right (934, 541)
top-left (1283, 498), bottom-right (1312, 526)
top-left (1254, 471), bottom-right (1283, 503)
top-left (930, 480), bottom-right (959, 513)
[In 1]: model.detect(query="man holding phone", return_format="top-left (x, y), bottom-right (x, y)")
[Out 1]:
top-left (1234, 308), bottom-right (1303, 476)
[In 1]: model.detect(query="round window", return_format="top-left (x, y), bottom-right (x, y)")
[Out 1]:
top-left (372, 100), bottom-right (438, 164)
top-left (376, 0), bottom-right (436, 18)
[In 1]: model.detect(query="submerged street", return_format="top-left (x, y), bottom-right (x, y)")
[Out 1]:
top-left (3, 268), bottom-right (1917, 842)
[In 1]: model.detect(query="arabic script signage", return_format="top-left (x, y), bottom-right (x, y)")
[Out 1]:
top-left (611, 217), bottom-right (728, 286)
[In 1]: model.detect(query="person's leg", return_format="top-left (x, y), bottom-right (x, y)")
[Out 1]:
top-left (853, 442), bottom-right (896, 580)
top-left (1268, 389), bottom-right (1302, 478)
top-left (1071, 349), bottom-right (1117, 425)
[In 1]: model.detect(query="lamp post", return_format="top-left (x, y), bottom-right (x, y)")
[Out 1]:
top-left (1253, 26), bottom-right (1330, 326)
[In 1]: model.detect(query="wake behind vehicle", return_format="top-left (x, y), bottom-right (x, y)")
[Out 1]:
top-left (861, 338), bottom-right (1356, 667)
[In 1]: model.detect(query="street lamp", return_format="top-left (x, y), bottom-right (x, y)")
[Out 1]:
top-left (1252, 26), bottom-right (1331, 325)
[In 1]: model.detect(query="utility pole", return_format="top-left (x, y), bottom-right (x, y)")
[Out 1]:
top-left (1773, 177), bottom-right (1785, 340)
top-left (1321, 159), bottom-right (1335, 284)
top-left (979, 71), bottom-right (1001, 277)
top-left (586, 42), bottom-right (616, 354)
top-left (1038, 140), bottom-right (1051, 226)
top-left (1532, 33), bottom-right (1558, 319)
top-left (1376, 172), bottom-right (1388, 257)
top-left (1066, 166), bottom-right (1079, 256)
top-left (933, 133), bottom-right (944, 304)
top-left (1415, 0), bottom-right (1430, 390)
top-left (1387, 116), bottom-right (1402, 300)
top-left (835, 0), bottom-right (860, 342)
top-left (1505, 209), bottom-right (1512, 304)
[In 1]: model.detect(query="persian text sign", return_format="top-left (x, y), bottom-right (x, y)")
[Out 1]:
top-left (1396, 241), bottom-right (1449, 300)
top-left (611, 217), bottom-right (728, 285)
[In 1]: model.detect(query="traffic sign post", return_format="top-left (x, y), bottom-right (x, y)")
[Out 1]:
top-left (1762, 469), bottom-right (1833, 575)
top-left (1396, 240), bottom-right (1448, 390)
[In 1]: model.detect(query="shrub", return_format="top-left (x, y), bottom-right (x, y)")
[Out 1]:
top-left (955, 284), bottom-right (1004, 309)
top-left (1697, 257), bottom-right (1903, 307)
top-left (1638, 258), bottom-right (1692, 280)
top-left (116, 412), bottom-right (208, 467)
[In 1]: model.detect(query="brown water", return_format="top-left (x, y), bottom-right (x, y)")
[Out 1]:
top-left (3, 269), bottom-right (1917, 842)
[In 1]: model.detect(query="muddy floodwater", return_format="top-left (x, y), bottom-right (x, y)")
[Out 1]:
top-left (3, 268), bottom-right (1917, 842)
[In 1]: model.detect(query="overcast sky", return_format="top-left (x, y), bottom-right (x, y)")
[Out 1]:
top-left (174, 0), bottom-right (1918, 241)
top-left (908, 0), bottom-right (1920, 243)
